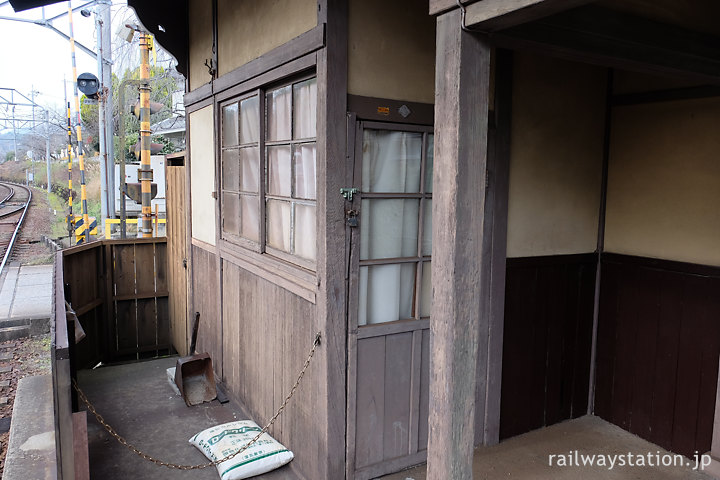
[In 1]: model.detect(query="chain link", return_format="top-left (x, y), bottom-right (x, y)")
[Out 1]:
top-left (73, 332), bottom-right (322, 470)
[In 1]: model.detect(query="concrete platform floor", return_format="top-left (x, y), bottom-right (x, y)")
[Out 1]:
top-left (78, 357), bottom-right (300, 480)
top-left (0, 263), bottom-right (52, 321)
top-left (380, 415), bottom-right (713, 480)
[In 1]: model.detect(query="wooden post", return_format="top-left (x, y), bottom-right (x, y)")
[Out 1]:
top-left (316, 1), bottom-right (348, 479)
top-left (428, 9), bottom-right (491, 479)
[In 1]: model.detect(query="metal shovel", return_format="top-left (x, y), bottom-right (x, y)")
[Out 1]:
top-left (174, 312), bottom-right (217, 406)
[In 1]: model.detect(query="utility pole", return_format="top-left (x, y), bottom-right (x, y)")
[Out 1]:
top-left (99, 0), bottom-right (114, 218)
top-left (45, 110), bottom-right (51, 196)
top-left (139, 32), bottom-right (153, 237)
top-left (94, 5), bottom-right (108, 227)
top-left (68, 1), bottom-right (90, 243)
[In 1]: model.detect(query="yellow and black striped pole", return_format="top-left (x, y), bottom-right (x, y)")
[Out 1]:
top-left (68, 1), bottom-right (90, 244)
top-left (139, 32), bottom-right (153, 238)
top-left (66, 99), bottom-right (73, 240)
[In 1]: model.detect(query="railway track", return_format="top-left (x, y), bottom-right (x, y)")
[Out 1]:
top-left (0, 183), bottom-right (32, 277)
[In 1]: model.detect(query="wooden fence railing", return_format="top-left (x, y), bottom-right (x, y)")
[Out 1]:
top-left (62, 237), bottom-right (171, 368)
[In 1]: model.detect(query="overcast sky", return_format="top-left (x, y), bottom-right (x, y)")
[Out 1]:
top-left (0, 0), bottom-right (177, 127)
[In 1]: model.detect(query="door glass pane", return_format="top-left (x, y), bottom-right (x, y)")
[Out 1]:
top-left (294, 204), bottom-right (316, 261)
top-left (239, 194), bottom-right (259, 242)
top-left (222, 103), bottom-right (238, 147)
top-left (268, 146), bottom-right (292, 197)
top-left (362, 130), bottom-right (422, 193)
top-left (420, 261), bottom-right (432, 317)
top-left (358, 263), bottom-right (416, 325)
top-left (239, 95), bottom-right (259, 144)
top-left (422, 199), bottom-right (432, 256)
top-left (222, 149), bottom-right (239, 192)
top-left (222, 192), bottom-right (239, 236)
top-left (267, 85), bottom-right (291, 141)
top-left (425, 134), bottom-right (434, 193)
top-left (293, 143), bottom-right (316, 200)
top-left (239, 147), bottom-right (259, 193)
top-left (266, 199), bottom-right (291, 252)
top-left (360, 199), bottom-right (419, 260)
top-left (293, 78), bottom-right (317, 139)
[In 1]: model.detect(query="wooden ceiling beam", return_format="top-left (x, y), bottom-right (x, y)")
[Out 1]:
top-left (463, 0), bottom-right (597, 31)
top-left (490, 6), bottom-right (720, 84)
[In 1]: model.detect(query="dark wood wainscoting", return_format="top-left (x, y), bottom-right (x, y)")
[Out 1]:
top-left (500, 253), bottom-right (597, 440)
top-left (595, 253), bottom-right (720, 457)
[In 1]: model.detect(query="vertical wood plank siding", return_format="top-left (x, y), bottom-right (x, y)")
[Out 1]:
top-left (190, 245), bottom-right (222, 367)
top-left (62, 239), bottom-right (171, 365)
top-left (595, 253), bottom-right (720, 457)
top-left (220, 259), bottom-right (319, 478)
top-left (500, 253), bottom-right (596, 440)
top-left (167, 162), bottom-right (189, 355)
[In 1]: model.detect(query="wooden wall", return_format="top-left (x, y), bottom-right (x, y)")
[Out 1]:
top-left (500, 254), bottom-right (596, 440)
top-left (166, 161), bottom-right (188, 355)
top-left (63, 239), bottom-right (171, 367)
top-left (190, 245), bottom-right (221, 368)
top-left (595, 253), bottom-right (720, 457)
top-left (219, 259), bottom-right (321, 479)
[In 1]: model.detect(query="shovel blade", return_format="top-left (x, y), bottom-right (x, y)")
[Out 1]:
top-left (174, 353), bottom-right (217, 406)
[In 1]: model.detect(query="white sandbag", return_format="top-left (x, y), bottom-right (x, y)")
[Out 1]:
top-left (189, 420), bottom-right (293, 480)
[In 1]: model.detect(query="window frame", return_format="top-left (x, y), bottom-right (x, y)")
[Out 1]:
top-left (218, 71), bottom-right (318, 273)
top-left (354, 121), bottom-right (434, 327)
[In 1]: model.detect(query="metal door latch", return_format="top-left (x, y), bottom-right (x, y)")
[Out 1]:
top-left (340, 187), bottom-right (358, 202)
top-left (346, 209), bottom-right (359, 228)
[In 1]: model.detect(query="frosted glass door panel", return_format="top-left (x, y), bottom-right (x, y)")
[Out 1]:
top-left (360, 199), bottom-right (419, 260)
top-left (362, 130), bottom-right (422, 193)
top-left (358, 263), bottom-right (416, 326)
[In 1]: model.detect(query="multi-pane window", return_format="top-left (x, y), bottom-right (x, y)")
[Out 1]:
top-left (358, 128), bottom-right (434, 325)
top-left (220, 76), bottom-right (317, 266)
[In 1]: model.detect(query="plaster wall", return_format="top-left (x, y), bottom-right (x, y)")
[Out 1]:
top-left (605, 97), bottom-right (720, 266)
top-left (189, 105), bottom-right (217, 245)
top-left (348, 0), bottom-right (436, 104)
top-left (188, 0), bottom-right (214, 91)
top-left (217, 0), bottom-right (317, 77)
top-left (506, 54), bottom-right (606, 258)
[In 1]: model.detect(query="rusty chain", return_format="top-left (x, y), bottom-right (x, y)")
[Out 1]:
top-left (72, 331), bottom-right (322, 470)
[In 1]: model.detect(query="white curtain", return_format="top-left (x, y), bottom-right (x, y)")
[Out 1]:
top-left (358, 130), bottom-right (423, 326)
top-left (239, 95), bottom-right (259, 144)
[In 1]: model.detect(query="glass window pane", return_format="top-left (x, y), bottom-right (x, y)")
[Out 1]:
top-left (239, 194), bottom-right (259, 242)
top-left (266, 85), bottom-right (291, 141)
top-left (293, 78), bottom-right (317, 139)
top-left (422, 199), bottom-right (432, 256)
top-left (362, 130), bottom-right (422, 193)
top-left (268, 146), bottom-right (292, 197)
top-left (360, 199), bottom-right (419, 260)
top-left (420, 262), bottom-right (432, 317)
top-left (293, 143), bottom-right (316, 200)
top-left (358, 263), bottom-right (416, 325)
top-left (425, 134), bottom-right (434, 193)
top-left (222, 149), bottom-right (239, 192)
top-left (222, 192), bottom-right (239, 236)
top-left (239, 147), bottom-right (259, 193)
top-left (222, 103), bottom-right (238, 147)
top-left (266, 199), bottom-right (291, 252)
top-left (239, 96), bottom-right (259, 144)
top-left (294, 204), bottom-right (316, 261)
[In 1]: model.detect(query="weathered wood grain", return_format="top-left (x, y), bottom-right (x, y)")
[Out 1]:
top-left (427, 9), bottom-right (490, 480)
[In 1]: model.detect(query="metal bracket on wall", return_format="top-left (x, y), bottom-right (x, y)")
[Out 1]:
top-left (340, 187), bottom-right (358, 202)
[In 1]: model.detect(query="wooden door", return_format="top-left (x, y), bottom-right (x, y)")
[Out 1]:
top-left (166, 154), bottom-right (189, 355)
top-left (347, 122), bottom-right (433, 480)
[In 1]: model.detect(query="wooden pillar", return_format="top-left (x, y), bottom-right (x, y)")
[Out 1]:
top-left (316, 1), bottom-right (348, 480)
top-left (428, 8), bottom-right (491, 480)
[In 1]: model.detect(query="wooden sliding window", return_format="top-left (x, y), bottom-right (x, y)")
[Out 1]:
top-left (220, 75), bottom-right (317, 269)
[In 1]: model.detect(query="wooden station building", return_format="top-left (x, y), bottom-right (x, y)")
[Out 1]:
top-left (128, 1), bottom-right (720, 479)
